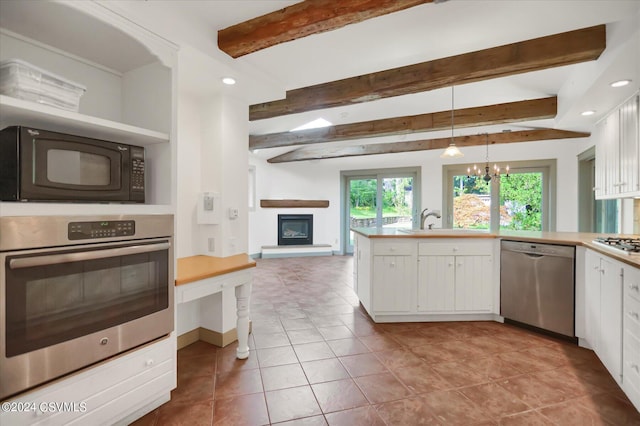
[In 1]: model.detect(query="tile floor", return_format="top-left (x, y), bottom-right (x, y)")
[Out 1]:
top-left (133, 255), bottom-right (640, 425)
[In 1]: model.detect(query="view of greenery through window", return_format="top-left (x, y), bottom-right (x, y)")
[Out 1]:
top-left (453, 172), bottom-right (543, 231)
top-left (350, 178), bottom-right (413, 223)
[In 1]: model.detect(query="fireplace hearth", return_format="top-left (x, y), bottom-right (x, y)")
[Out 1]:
top-left (278, 214), bottom-right (313, 246)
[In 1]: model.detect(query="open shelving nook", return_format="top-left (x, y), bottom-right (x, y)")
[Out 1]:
top-left (0, 1), bottom-right (177, 216)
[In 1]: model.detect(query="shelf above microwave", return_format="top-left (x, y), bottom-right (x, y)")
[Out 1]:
top-left (0, 95), bottom-right (170, 146)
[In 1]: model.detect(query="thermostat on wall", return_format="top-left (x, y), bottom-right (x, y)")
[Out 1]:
top-left (197, 191), bottom-right (221, 224)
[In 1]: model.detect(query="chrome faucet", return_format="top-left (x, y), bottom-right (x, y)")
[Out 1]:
top-left (420, 208), bottom-right (442, 229)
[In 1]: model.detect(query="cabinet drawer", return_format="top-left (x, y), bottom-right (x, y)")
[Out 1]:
top-left (419, 241), bottom-right (492, 256)
top-left (625, 294), bottom-right (640, 339)
top-left (624, 330), bottom-right (640, 391)
top-left (0, 337), bottom-right (174, 426)
top-left (373, 242), bottom-right (415, 256)
top-left (626, 266), bottom-right (640, 302)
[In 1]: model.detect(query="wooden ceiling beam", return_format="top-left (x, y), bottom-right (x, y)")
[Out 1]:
top-left (218, 0), bottom-right (433, 58)
top-left (250, 97), bottom-right (557, 150)
top-left (250, 25), bottom-right (605, 120)
top-left (267, 129), bottom-right (589, 163)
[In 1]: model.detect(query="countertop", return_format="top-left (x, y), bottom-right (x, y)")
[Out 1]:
top-left (352, 227), bottom-right (640, 268)
top-left (176, 254), bottom-right (256, 286)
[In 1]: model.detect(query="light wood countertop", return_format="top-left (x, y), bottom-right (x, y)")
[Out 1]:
top-left (352, 227), bottom-right (640, 268)
top-left (176, 254), bottom-right (256, 286)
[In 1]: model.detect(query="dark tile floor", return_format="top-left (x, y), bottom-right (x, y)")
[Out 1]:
top-left (133, 255), bottom-right (640, 425)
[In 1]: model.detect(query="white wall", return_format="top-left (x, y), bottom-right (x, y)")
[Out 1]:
top-left (249, 137), bottom-right (594, 256)
top-left (176, 47), bottom-right (249, 258)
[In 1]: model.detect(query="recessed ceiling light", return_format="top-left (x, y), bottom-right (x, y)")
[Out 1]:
top-left (290, 118), bottom-right (333, 132)
top-left (610, 79), bottom-right (631, 88)
top-left (581, 110), bottom-right (596, 116)
top-left (222, 77), bottom-right (236, 85)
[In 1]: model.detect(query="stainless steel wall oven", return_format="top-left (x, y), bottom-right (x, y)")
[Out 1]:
top-left (0, 215), bottom-right (174, 400)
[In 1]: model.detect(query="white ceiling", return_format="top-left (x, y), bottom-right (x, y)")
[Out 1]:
top-left (96, 1), bottom-right (640, 159)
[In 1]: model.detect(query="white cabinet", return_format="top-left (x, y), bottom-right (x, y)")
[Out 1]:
top-left (0, 337), bottom-right (175, 426)
top-left (417, 241), bottom-right (493, 313)
top-left (371, 241), bottom-right (416, 313)
top-left (354, 235), bottom-right (496, 321)
top-left (623, 264), bottom-right (640, 411)
top-left (584, 249), bottom-right (624, 385)
top-left (0, 1), bottom-right (177, 215)
top-left (354, 234), bottom-right (372, 313)
top-left (594, 93), bottom-right (640, 199)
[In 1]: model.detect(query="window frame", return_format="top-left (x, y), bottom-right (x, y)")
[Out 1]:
top-left (442, 159), bottom-right (557, 232)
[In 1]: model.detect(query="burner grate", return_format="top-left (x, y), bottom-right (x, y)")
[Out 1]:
top-left (592, 237), bottom-right (640, 254)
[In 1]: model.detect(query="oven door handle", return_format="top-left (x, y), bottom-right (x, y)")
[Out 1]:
top-left (8, 242), bottom-right (171, 269)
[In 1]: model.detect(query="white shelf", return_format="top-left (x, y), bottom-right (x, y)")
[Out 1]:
top-left (0, 95), bottom-right (169, 146)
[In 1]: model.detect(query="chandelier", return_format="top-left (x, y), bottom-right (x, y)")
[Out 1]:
top-left (467, 133), bottom-right (509, 182)
top-left (440, 86), bottom-right (463, 158)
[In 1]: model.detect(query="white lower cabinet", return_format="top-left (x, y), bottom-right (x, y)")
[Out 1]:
top-left (0, 337), bottom-right (175, 426)
top-left (371, 241), bottom-right (416, 313)
top-left (354, 236), bottom-right (496, 321)
top-left (623, 265), bottom-right (640, 410)
top-left (584, 249), bottom-right (624, 386)
top-left (417, 241), bottom-right (493, 313)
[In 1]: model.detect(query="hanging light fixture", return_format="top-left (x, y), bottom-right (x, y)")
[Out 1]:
top-left (467, 133), bottom-right (509, 182)
top-left (440, 86), bottom-right (464, 158)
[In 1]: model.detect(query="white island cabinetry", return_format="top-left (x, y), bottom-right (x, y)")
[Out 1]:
top-left (354, 232), bottom-right (497, 322)
top-left (372, 240), bottom-right (416, 313)
top-left (417, 240), bottom-right (493, 313)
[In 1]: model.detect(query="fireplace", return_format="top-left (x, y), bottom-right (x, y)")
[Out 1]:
top-left (278, 214), bottom-right (313, 246)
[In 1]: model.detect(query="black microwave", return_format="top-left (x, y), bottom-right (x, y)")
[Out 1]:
top-left (0, 126), bottom-right (145, 203)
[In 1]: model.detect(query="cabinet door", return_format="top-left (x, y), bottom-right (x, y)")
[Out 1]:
top-left (619, 94), bottom-right (639, 196)
top-left (594, 119), bottom-right (608, 199)
top-left (605, 112), bottom-right (621, 196)
top-left (417, 255), bottom-right (455, 312)
top-left (455, 256), bottom-right (493, 312)
top-left (600, 256), bottom-right (623, 384)
top-left (356, 235), bottom-right (372, 313)
top-left (584, 250), bottom-right (602, 351)
top-left (372, 255), bottom-right (414, 313)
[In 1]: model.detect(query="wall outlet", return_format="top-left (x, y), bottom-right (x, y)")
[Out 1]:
top-left (208, 237), bottom-right (215, 252)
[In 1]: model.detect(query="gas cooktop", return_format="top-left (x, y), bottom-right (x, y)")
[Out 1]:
top-left (592, 237), bottom-right (640, 255)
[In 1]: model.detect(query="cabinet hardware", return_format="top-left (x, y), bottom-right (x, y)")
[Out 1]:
top-left (629, 311), bottom-right (639, 320)
top-left (630, 284), bottom-right (639, 291)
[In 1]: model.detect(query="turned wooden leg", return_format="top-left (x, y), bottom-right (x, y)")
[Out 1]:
top-left (235, 281), bottom-right (252, 359)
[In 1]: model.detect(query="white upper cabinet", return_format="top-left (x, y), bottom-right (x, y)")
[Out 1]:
top-left (595, 93), bottom-right (640, 199)
top-left (0, 1), bottom-right (177, 213)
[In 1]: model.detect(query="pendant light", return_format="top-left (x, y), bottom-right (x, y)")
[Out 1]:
top-left (440, 86), bottom-right (464, 158)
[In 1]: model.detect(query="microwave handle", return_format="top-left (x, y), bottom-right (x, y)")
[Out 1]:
top-left (9, 242), bottom-right (171, 269)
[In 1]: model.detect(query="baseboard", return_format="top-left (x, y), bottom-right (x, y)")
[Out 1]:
top-left (176, 329), bottom-right (200, 350)
top-left (261, 244), bottom-right (333, 258)
top-left (177, 322), bottom-right (252, 350)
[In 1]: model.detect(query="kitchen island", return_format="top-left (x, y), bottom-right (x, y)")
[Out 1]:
top-left (352, 226), bottom-right (640, 411)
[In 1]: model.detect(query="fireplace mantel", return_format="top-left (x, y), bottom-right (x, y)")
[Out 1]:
top-left (260, 199), bottom-right (329, 208)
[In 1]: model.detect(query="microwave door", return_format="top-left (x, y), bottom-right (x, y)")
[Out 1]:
top-left (21, 134), bottom-right (129, 201)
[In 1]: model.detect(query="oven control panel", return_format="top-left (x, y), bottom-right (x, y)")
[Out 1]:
top-left (68, 220), bottom-right (136, 240)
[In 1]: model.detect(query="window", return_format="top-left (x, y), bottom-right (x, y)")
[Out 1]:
top-left (341, 167), bottom-right (420, 253)
top-left (443, 160), bottom-right (556, 232)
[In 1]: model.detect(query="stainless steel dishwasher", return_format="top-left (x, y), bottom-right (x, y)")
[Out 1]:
top-left (500, 240), bottom-right (576, 339)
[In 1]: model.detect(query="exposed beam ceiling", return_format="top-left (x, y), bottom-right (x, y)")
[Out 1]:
top-left (267, 129), bottom-right (589, 163)
top-left (250, 97), bottom-right (557, 150)
top-left (218, 0), bottom-right (433, 58)
top-left (249, 25), bottom-right (605, 121)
